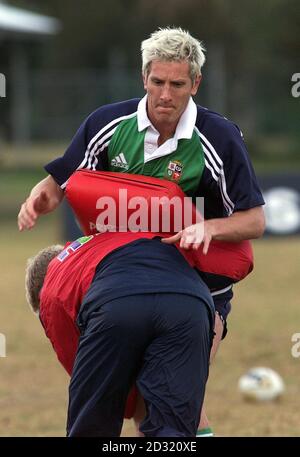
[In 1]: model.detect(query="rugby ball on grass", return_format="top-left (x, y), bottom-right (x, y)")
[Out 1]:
top-left (238, 367), bottom-right (285, 401)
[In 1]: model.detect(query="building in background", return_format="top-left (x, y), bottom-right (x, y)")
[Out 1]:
top-left (0, 0), bottom-right (60, 143)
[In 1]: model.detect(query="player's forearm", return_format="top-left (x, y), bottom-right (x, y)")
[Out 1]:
top-left (29, 175), bottom-right (64, 213)
top-left (18, 175), bottom-right (64, 231)
top-left (208, 206), bottom-right (265, 242)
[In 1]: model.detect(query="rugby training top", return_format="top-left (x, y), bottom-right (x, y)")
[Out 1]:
top-left (39, 233), bottom-right (214, 375)
top-left (45, 96), bottom-right (264, 219)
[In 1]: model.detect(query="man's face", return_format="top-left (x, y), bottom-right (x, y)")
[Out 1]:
top-left (143, 60), bottom-right (201, 133)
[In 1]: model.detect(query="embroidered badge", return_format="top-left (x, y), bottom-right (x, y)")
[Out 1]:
top-left (166, 160), bottom-right (183, 182)
top-left (57, 235), bottom-right (93, 262)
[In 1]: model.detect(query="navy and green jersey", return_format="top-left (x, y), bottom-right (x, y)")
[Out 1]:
top-left (45, 96), bottom-right (264, 219)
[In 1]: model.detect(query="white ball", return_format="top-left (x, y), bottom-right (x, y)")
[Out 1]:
top-left (238, 367), bottom-right (285, 401)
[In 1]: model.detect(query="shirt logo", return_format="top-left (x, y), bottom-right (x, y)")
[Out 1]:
top-left (57, 236), bottom-right (93, 262)
top-left (166, 160), bottom-right (183, 182)
top-left (111, 153), bottom-right (129, 170)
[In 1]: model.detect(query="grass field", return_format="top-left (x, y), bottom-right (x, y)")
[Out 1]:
top-left (0, 216), bottom-right (299, 436)
top-left (0, 166), bottom-right (300, 436)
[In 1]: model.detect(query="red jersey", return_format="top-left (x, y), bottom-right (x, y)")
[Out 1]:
top-left (40, 232), bottom-right (164, 375)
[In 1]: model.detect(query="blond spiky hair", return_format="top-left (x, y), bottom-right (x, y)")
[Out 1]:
top-left (25, 245), bottom-right (64, 314)
top-left (141, 27), bottom-right (206, 83)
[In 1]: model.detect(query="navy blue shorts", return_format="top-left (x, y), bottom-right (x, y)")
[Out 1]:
top-left (67, 293), bottom-right (213, 437)
top-left (212, 286), bottom-right (233, 339)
